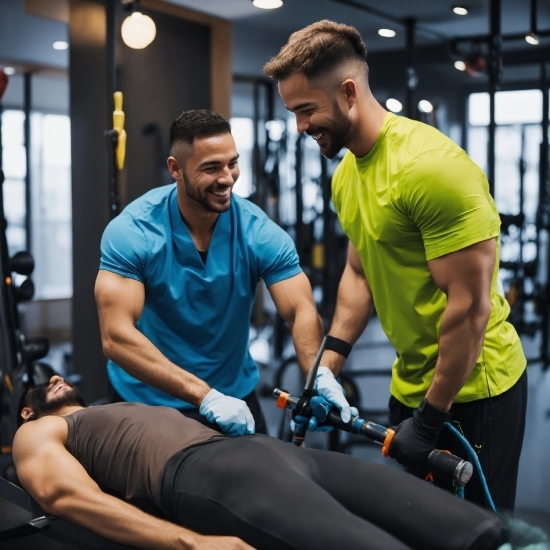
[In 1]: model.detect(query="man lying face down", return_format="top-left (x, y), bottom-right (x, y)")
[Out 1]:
top-left (13, 376), bottom-right (508, 550)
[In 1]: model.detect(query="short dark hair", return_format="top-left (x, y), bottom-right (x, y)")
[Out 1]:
top-left (16, 385), bottom-right (42, 426)
top-left (169, 109), bottom-right (231, 150)
top-left (263, 20), bottom-right (368, 81)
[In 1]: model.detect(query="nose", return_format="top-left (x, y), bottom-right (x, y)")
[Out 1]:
top-left (48, 375), bottom-right (64, 388)
top-left (218, 165), bottom-right (236, 185)
top-left (295, 113), bottom-right (309, 134)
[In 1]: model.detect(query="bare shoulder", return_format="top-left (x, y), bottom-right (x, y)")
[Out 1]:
top-left (13, 416), bottom-right (68, 457)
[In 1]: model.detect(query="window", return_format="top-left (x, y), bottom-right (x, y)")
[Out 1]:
top-left (1, 109), bottom-right (72, 299)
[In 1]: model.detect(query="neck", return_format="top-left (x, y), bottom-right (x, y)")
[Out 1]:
top-left (346, 93), bottom-right (388, 158)
top-left (177, 187), bottom-right (219, 250)
top-left (52, 405), bottom-right (85, 417)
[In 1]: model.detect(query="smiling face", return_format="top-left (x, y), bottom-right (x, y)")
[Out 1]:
top-left (19, 376), bottom-right (86, 423)
top-left (168, 133), bottom-right (240, 215)
top-left (279, 72), bottom-right (353, 159)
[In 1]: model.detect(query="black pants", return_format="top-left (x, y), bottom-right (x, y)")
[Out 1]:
top-left (110, 385), bottom-right (268, 435)
top-left (160, 435), bottom-right (507, 550)
top-left (389, 369), bottom-right (528, 513)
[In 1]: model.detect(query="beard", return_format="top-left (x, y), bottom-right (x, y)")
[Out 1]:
top-left (309, 100), bottom-right (352, 159)
top-left (29, 382), bottom-right (86, 418)
top-left (182, 171), bottom-right (232, 214)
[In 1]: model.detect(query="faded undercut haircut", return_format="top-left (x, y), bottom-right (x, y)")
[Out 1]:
top-left (169, 109), bottom-right (231, 154)
top-left (263, 20), bottom-right (368, 81)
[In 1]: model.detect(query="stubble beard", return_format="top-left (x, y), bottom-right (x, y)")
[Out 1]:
top-left (183, 172), bottom-right (232, 214)
top-left (315, 101), bottom-right (352, 160)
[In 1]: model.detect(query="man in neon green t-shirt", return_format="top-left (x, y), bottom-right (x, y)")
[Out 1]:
top-left (265, 20), bottom-right (527, 513)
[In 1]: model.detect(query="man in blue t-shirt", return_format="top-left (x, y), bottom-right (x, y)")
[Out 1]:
top-left (95, 109), bottom-right (353, 437)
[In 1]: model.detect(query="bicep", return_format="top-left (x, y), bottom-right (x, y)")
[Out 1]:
top-left (95, 270), bottom-right (145, 327)
top-left (427, 238), bottom-right (496, 299)
top-left (347, 241), bottom-right (366, 278)
top-left (268, 272), bottom-right (316, 324)
top-left (13, 426), bottom-right (100, 514)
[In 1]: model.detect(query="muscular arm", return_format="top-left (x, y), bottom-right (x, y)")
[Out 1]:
top-left (95, 270), bottom-right (210, 407)
top-left (12, 419), bottom-right (252, 550)
top-left (321, 242), bottom-right (374, 376)
top-left (425, 238), bottom-right (496, 410)
top-left (268, 272), bottom-right (324, 378)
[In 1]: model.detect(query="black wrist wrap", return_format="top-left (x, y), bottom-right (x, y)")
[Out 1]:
top-left (325, 335), bottom-right (352, 358)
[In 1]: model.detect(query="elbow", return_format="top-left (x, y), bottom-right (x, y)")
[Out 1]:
top-left (101, 334), bottom-right (115, 358)
top-left (33, 487), bottom-right (65, 516)
top-left (471, 297), bottom-right (492, 331)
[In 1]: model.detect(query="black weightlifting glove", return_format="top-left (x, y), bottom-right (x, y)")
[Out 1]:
top-left (388, 398), bottom-right (451, 471)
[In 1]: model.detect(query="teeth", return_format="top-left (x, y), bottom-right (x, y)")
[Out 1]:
top-left (212, 189), bottom-right (230, 196)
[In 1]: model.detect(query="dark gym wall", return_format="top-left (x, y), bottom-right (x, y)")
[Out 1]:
top-left (69, 0), bottom-right (231, 403)
top-left (115, 4), bottom-right (210, 204)
top-left (69, 0), bottom-right (110, 404)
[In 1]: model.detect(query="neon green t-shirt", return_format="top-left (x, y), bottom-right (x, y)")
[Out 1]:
top-left (332, 112), bottom-right (526, 407)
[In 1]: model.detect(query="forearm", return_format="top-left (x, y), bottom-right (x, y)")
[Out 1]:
top-left (103, 326), bottom-right (210, 407)
top-left (322, 264), bottom-right (374, 375)
top-left (426, 301), bottom-right (491, 410)
top-left (51, 490), bottom-right (200, 550)
top-left (289, 306), bottom-right (324, 379)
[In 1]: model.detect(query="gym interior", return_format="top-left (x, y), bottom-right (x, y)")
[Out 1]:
top-left (1, 0), bottom-right (550, 548)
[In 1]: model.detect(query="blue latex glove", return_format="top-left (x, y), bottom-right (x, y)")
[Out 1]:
top-left (199, 389), bottom-right (255, 437)
top-left (314, 366), bottom-right (355, 424)
top-left (308, 395), bottom-right (359, 431)
top-left (291, 396), bottom-right (359, 433)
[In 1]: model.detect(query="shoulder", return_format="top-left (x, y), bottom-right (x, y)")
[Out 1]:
top-left (231, 194), bottom-right (269, 223)
top-left (106, 184), bottom-right (175, 230)
top-left (13, 416), bottom-right (68, 454)
top-left (385, 116), bottom-right (460, 161)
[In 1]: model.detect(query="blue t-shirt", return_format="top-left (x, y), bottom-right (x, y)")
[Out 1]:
top-left (100, 184), bottom-right (301, 409)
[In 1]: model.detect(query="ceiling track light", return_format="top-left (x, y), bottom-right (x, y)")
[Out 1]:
top-left (525, 0), bottom-right (539, 45)
top-left (452, 6), bottom-right (468, 15)
top-left (252, 0), bottom-right (283, 9)
top-left (121, 0), bottom-right (156, 49)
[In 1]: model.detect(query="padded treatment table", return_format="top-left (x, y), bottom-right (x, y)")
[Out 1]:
top-left (0, 475), bottom-right (135, 549)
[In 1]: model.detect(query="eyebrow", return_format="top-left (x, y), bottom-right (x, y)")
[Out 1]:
top-left (198, 154), bottom-right (240, 170)
top-left (285, 102), bottom-right (316, 113)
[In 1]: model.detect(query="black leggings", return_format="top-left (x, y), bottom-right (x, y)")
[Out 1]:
top-left (160, 435), bottom-right (507, 550)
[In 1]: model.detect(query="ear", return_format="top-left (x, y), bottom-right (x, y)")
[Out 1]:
top-left (167, 156), bottom-right (182, 180)
top-left (21, 407), bottom-right (36, 422)
top-left (341, 79), bottom-right (358, 108)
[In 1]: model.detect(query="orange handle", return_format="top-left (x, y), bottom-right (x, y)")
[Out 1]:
top-left (381, 427), bottom-right (395, 457)
top-left (276, 391), bottom-right (290, 410)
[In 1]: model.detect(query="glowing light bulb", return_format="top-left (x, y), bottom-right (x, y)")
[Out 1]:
top-left (121, 12), bottom-right (156, 49)
top-left (252, 0), bottom-right (283, 8)
top-left (452, 6), bottom-right (468, 15)
top-left (378, 29), bottom-right (396, 38)
top-left (525, 32), bottom-right (539, 46)
top-left (386, 98), bottom-right (403, 113)
top-left (418, 100), bottom-right (434, 113)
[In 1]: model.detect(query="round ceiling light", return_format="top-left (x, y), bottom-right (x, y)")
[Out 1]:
top-left (378, 29), bottom-right (396, 38)
top-left (3, 67), bottom-right (16, 75)
top-left (452, 6), bottom-right (468, 15)
top-left (386, 98), bottom-right (403, 113)
top-left (418, 100), bottom-right (434, 113)
top-left (121, 11), bottom-right (157, 49)
top-left (252, 0), bottom-right (283, 8)
top-left (53, 41), bottom-right (68, 50)
top-left (454, 60), bottom-right (466, 71)
top-left (525, 32), bottom-right (539, 45)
